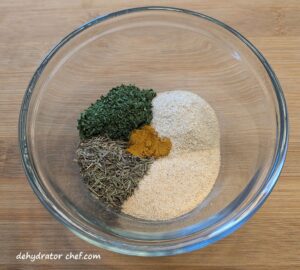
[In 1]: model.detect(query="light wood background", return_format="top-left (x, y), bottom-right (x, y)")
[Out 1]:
top-left (0, 1), bottom-right (299, 269)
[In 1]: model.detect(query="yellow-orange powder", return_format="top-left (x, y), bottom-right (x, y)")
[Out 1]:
top-left (127, 125), bottom-right (171, 158)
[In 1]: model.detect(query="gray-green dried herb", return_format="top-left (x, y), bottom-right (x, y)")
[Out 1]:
top-left (76, 135), bottom-right (153, 210)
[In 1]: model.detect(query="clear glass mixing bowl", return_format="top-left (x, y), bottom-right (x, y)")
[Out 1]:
top-left (19, 7), bottom-right (288, 256)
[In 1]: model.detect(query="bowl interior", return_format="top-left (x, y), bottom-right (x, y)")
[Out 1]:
top-left (24, 9), bottom-right (278, 242)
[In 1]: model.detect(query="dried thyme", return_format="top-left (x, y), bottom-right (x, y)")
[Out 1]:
top-left (76, 135), bottom-right (153, 210)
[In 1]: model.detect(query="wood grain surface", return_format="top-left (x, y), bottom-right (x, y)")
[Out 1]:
top-left (0, 1), bottom-right (299, 269)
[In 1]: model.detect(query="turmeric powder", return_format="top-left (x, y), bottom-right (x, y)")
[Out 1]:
top-left (127, 125), bottom-right (172, 158)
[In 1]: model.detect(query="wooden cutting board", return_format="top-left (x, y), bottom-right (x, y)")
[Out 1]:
top-left (0, 1), bottom-right (299, 269)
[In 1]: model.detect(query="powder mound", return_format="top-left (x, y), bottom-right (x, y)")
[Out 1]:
top-left (151, 90), bottom-right (219, 154)
top-left (127, 125), bottom-right (172, 158)
top-left (122, 150), bottom-right (220, 220)
top-left (122, 90), bottom-right (220, 220)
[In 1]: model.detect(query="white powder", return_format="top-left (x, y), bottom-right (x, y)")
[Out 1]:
top-left (122, 90), bottom-right (220, 220)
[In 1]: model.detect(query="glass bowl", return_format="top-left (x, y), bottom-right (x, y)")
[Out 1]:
top-left (19, 6), bottom-right (288, 256)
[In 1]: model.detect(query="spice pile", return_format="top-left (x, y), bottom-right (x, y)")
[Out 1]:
top-left (78, 84), bottom-right (156, 140)
top-left (76, 85), bottom-right (220, 220)
top-left (127, 125), bottom-right (172, 158)
top-left (76, 136), bottom-right (153, 210)
top-left (76, 84), bottom-right (170, 212)
top-left (122, 91), bottom-right (220, 220)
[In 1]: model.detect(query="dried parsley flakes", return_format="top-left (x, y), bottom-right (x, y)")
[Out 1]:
top-left (77, 84), bottom-right (156, 140)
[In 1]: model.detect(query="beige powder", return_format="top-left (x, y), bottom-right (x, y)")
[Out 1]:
top-left (151, 90), bottom-right (219, 155)
top-left (122, 149), bottom-right (220, 220)
top-left (122, 90), bottom-right (220, 220)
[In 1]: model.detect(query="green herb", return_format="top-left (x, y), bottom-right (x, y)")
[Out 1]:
top-left (77, 84), bottom-right (156, 140)
top-left (76, 135), bottom-right (153, 210)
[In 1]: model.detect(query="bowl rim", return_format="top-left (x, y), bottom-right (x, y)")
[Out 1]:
top-left (19, 6), bottom-right (288, 256)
